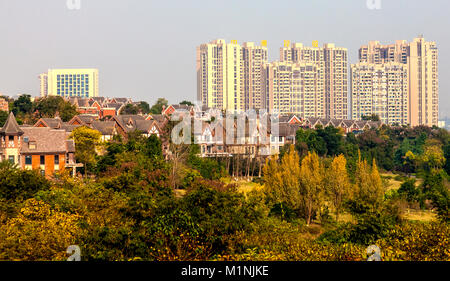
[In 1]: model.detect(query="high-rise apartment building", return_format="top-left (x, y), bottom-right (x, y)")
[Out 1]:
top-left (242, 42), bottom-right (268, 110)
top-left (264, 61), bottom-right (324, 118)
top-left (351, 63), bottom-right (409, 125)
top-left (197, 39), bottom-right (243, 112)
top-left (357, 37), bottom-right (438, 126)
top-left (280, 42), bottom-right (348, 119)
top-left (39, 69), bottom-right (99, 98)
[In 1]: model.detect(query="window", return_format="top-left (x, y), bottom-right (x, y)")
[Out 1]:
top-left (25, 156), bottom-right (32, 165)
top-left (55, 155), bottom-right (59, 165)
top-left (29, 142), bottom-right (36, 150)
top-left (8, 156), bottom-right (14, 164)
top-left (40, 155), bottom-right (45, 165)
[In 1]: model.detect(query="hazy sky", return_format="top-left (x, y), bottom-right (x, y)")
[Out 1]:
top-left (0, 0), bottom-right (449, 116)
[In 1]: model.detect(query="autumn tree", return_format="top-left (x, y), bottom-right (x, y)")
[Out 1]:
top-left (299, 151), bottom-right (325, 225)
top-left (354, 153), bottom-right (385, 208)
top-left (0, 199), bottom-right (80, 261)
top-left (263, 146), bottom-right (301, 219)
top-left (326, 154), bottom-right (351, 222)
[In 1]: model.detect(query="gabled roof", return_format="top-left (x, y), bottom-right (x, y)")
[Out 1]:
top-left (104, 103), bottom-right (124, 111)
top-left (91, 121), bottom-right (116, 135)
top-left (341, 120), bottom-right (356, 127)
top-left (0, 112), bottom-right (24, 135)
top-left (34, 117), bottom-right (63, 129)
top-left (20, 127), bottom-right (69, 153)
top-left (113, 115), bottom-right (146, 133)
top-left (69, 114), bottom-right (97, 126)
top-left (134, 120), bottom-right (161, 134)
top-left (355, 120), bottom-right (369, 129)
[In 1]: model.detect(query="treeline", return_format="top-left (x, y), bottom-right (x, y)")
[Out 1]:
top-left (0, 124), bottom-right (448, 261)
top-left (0, 95), bottom-right (78, 125)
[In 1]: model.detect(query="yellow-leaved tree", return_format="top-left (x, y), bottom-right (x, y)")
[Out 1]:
top-left (326, 154), bottom-right (351, 222)
top-left (354, 152), bottom-right (385, 208)
top-left (263, 146), bottom-right (301, 218)
top-left (0, 199), bottom-right (80, 261)
top-left (299, 151), bottom-right (325, 225)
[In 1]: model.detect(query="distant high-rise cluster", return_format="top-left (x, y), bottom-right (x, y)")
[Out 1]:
top-left (39, 69), bottom-right (99, 98)
top-left (354, 37), bottom-right (438, 127)
top-left (197, 36), bottom-right (438, 127)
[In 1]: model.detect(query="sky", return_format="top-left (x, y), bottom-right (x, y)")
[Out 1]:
top-left (0, 0), bottom-right (449, 117)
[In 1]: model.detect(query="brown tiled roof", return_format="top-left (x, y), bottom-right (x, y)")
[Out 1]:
top-left (77, 115), bottom-right (97, 125)
top-left (0, 112), bottom-right (24, 135)
top-left (104, 103), bottom-right (124, 111)
top-left (60, 123), bottom-right (81, 132)
top-left (91, 121), bottom-right (116, 135)
top-left (20, 127), bottom-right (70, 154)
top-left (37, 117), bottom-right (63, 129)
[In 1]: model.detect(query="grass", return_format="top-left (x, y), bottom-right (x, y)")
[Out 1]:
top-left (402, 209), bottom-right (437, 222)
top-left (381, 172), bottom-right (403, 191)
top-left (221, 177), bottom-right (264, 194)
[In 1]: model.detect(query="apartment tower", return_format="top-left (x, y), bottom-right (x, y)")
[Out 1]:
top-left (280, 41), bottom-right (348, 119)
top-left (358, 37), bottom-right (438, 126)
top-left (351, 63), bottom-right (409, 125)
top-left (241, 42), bottom-right (268, 110)
top-left (264, 61), bottom-right (324, 117)
top-left (197, 39), bottom-right (243, 112)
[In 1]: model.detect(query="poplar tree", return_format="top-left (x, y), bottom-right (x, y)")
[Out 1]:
top-left (326, 154), bottom-right (351, 222)
top-left (299, 151), bottom-right (325, 225)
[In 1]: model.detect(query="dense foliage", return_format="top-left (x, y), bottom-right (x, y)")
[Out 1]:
top-left (0, 124), bottom-right (448, 261)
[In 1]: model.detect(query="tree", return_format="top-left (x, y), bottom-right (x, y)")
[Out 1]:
top-left (0, 199), bottom-right (80, 261)
top-left (120, 104), bottom-right (139, 115)
top-left (70, 126), bottom-right (102, 176)
top-left (263, 147), bottom-right (301, 219)
top-left (12, 95), bottom-right (33, 115)
top-left (418, 144), bottom-right (446, 172)
top-left (0, 161), bottom-right (50, 202)
top-left (180, 101), bottom-right (194, 106)
top-left (138, 101), bottom-right (151, 114)
top-left (326, 154), bottom-right (351, 222)
top-left (354, 154), bottom-right (385, 208)
top-left (33, 96), bottom-right (78, 121)
top-left (150, 98), bottom-right (169, 114)
top-left (299, 151), bottom-right (325, 225)
top-left (362, 114), bottom-right (380, 121)
top-left (0, 111), bottom-right (8, 127)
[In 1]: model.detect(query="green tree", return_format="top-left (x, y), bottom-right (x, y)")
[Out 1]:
top-left (70, 126), bottom-right (102, 176)
top-left (0, 111), bottom-right (8, 127)
top-left (180, 100), bottom-right (194, 106)
top-left (12, 95), bottom-right (33, 115)
top-left (0, 161), bottom-right (50, 202)
top-left (150, 98), bottom-right (169, 114)
top-left (34, 96), bottom-right (78, 121)
top-left (120, 104), bottom-right (139, 115)
top-left (138, 101), bottom-right (151, 114)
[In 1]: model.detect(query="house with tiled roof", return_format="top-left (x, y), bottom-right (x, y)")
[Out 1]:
top-left (34, 117), bottom-right (64, 129)
top-left (1, 112), bottom-right (77, 177)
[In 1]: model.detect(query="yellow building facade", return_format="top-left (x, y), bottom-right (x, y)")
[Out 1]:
top-left (39, 68), bottom-right (99, 98)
